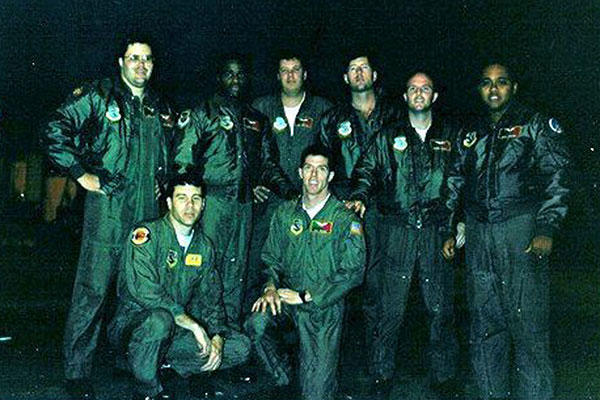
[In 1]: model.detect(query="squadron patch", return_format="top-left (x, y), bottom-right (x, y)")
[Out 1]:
top-left (337, 121), bottom-right (352, 138)
top-left (429, 139), bottom-right (451, 152)
top-left (177, 110), bottom-right (191, 129)
top-left (143, 105), bottom-right (156, 117)
top-left (310, 220), bottom-right (334, 234)
top-left (166, 250), bottom-right (178, 269)
top-left (548, 118), bottom-right (562, 133)
top-left (297, 117), bottom-right (314, 129)
top-left (131, 227), bottom-right (150, 245)
top-left (160, 113), bottom-right (175, 128)
top-left (463, 131), bottom-right (477, 148)
top-left (350, 221), bottom-right (363, 236)
top-left (393, 136), bottom-right (408, 152)
top-left (498, 125), bottom-right (522, 139)
top-left (290, 218), bottom-right (304, 236)
top-left (185, 253), bottom-right (203, 267)
top-left (105, 104), bottom-right (122, 122)
top-left (273, 116), bottom-right (288, 132)
top-left (72, 87), bottom-right (84, 97)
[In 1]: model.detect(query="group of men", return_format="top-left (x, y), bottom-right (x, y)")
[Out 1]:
top-left (43, 33), bottom-right (570, 400)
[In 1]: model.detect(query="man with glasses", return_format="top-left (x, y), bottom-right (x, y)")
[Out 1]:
top-left (347, 71), bottom-right (461, 398)
top-left (44, 34), bottom-right (173, 399)
top-left (442, 63), bottom-right (570, 400)
top-left (173, 55), bottom-right (294, 331)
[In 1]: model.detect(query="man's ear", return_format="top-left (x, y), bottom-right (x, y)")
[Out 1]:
top-left (343, 74), bottom-right (349, 85)
top-left (512, 82), bottom-right (518, 95)
top-left (327, 171), bottom-right (335, 183)
top-left (166, 197), bottom-right (172, 211)
top-left (373, 70), bottom-right (378, 82)
top-left (298, 168), bottom-right (303, 180)
top-left (118, 58), bottom-right (124, 68)
top-left (303, 70), bottom-right (307, 81)
top-left (432, 92), bottom-right (439, 103)
top-left (403, 92), bottom-right (408, 103)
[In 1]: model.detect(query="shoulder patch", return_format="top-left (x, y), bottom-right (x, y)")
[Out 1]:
top-left (131, 227), bottom-right (150, 245)
top-left (350, 221), bottom-right (363, 236)
top-left (548, 118), bottom-right (562, 134)
top-left (337, 121), bottom-right (352, 138)
top-left (72, 87), bottom-right (84, 97)
top-left (290, 218), bottom-right (304, 235)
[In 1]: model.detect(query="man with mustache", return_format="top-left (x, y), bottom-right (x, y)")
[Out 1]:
top-left (44, 34), bottom-right (173, 400)
top-left (347, 71), bottom-right (461, 398)
top-left (442, 63), bottom-right (570, 400)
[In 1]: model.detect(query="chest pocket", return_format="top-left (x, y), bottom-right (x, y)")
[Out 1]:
top-left (497, 126), bottom-right (534, 170)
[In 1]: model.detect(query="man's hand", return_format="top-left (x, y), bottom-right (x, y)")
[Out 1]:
top-left (525, 235), bottom-right (553, 258)
top-left (253, 185), bottom-right (271, 203)
top-left (77, 173), bottom-right (104, 194)
top-left (251, 286), bottom-right (282, 316)
top-left (442, 237), bottom-right (456, 260)
top-left (344, 200), bottom-right (366, 218)
top-left (201, 335), bottom-right (224, 372)
top-left (192, 325), bottom-right (212, 358)
top-left (455, 222), bottom-right (466, 249)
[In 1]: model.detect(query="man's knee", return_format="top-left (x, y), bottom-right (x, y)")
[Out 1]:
top-left (141, 309), bottom-right (175, 340)
top-left (244, 312), bottom-right (270, 339)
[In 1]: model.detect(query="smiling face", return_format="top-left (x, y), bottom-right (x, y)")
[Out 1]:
top-left (299, 154), bottom-right (334, 197)
top-left (219, 60), bottom-right (247, 98)
top-left (404, 73), bottom-right (438, 113)
top-left (119, 42), bottom-right (153, 90)
top-left (478, 64), bottom-right (517, 113)
top-left (167, 184), bottom-right (204, 228)
top-left (278, 58), bottom-right (306, 96)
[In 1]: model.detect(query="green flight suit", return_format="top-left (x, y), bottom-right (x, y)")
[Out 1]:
top-left (108, 216), bottom-right (250, 397)
top-left (173, 94), bottom-right (293, 328)
top-left (245, 196), bottom-right (366, 400)
top-left (43, 78), bottom-right (172, 379)
top-left (246, 93), bottom-right (332, 312)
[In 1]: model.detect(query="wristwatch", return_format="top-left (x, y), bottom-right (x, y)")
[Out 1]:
top-left (299, 290), bottom-right (309, 303)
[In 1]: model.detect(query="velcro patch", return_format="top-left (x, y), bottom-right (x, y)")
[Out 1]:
top-left (350, 221), bottom-right (363, 235)
top-left (131, 227), bottom-right (150, 245)
top-left (185, 253), bottom-right (203, 267)
top-left (243, 117), bottom-right (261, 132)
top-left (310, 220), bottom-right (333, 234)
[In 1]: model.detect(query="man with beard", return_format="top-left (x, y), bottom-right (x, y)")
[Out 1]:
top-left (347, 72), bottom-right (460, 398)
top-left (442, 64), bottom-right (570, 400)
top-left (248, 52), bottom-right (331, 311)
top-left (109, 173), bottom-right (250, 400)
top-left (246, 145), bottom-right (366, 400)
top-left (44, 34), bottom-right (173, 400)
top-left (173, 55), bottom-right (294, 330)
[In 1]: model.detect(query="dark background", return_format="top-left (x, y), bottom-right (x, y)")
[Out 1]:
top-left (0, 1), bottom-right (599, 399)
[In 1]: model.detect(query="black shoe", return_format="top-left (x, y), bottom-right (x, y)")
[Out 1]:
top-left (65, 379), bottom-right (96, 400)
top-left (131, 391), bottom-right (175, 400)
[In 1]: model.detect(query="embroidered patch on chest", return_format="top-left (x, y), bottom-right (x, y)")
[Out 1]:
top-left (185, 253), bottom-right (203, 267)
top-left (310, 220), bottom-right (334, 234)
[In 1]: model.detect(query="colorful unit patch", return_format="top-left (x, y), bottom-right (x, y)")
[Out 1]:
top-left (290, 218), bottom-right (304, 235)
top-left (463, 131), bottom-right (477, 148)
top-left (185, 253), bottom-right (203, 267)
top-left (105, 104), bottom-right (122, 122)
top-left (498, 125), bottom-right (522, 139)
top-left (220, 115), bottom-right (234, 130)
top-left (350, 221), bottom-right (363, 235)
top-left (297, 117), bottom-right (314, 129)
top-left (131, 227), bottom-right (150, 245)
top-left (273, 116), bottom-right (288, 132)
top-left (177, 110), bottom-right (191, 128)
top-left (337, 121), bottom-right (352, 138)
top-left (243, 117), bottom-right (261, 132)
top-left (548, 118), bottom-right (562, 133)
top-left (310, 220), bottom-right (334, 234)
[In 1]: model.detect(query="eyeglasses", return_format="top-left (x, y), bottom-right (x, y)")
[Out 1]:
top-left (124, 54), bottom-right (154, 64)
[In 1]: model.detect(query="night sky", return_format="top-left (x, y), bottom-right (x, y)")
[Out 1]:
top-left (1, 0), bottom-right (599, 168)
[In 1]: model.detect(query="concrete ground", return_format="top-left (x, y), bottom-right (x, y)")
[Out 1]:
top-left (0, 199), bottom-right (598, 400)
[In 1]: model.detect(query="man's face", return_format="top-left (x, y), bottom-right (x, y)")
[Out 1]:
top-left (278, 58), bottom-right (306, 96)
top-left (299, 155), bottom-right (334, 196)
top-left (167, 184), bottom-right (204, 227)
top-left (119, 43), bottom-right (154, 89)
top-left (344, 56), bottom-right (377, 93)
top-left (219, 60), bottom-right (246, 98)
top-left (478, 64), bottom-right (517, 112)
top-left (404, 73), bottom-right (438, 112)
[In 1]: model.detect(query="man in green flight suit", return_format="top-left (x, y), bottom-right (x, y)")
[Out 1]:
top-left (43, 34), bottom-right (174, 399)
top-left (173, 55), bottom-right (294, 330)
top-left (108, 173), bottom-right (250, 400)
top-left (246, 144), bottom-right (366, 400)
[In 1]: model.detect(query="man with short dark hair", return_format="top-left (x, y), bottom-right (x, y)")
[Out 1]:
top-left (44, 34), bottom-right (174, 399)
top-left (348, 71), bottom-right (461, 397)
top-left (442, 63), bottom-right (570, 400)
top-left (248, 52), bottom-right (331, 311)
top-left (109, 173), bottom-right (250, 400)
top-left (246, 145), bottom-right (366, 400)
top-left (173, 55), bottom-right (294, 329)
